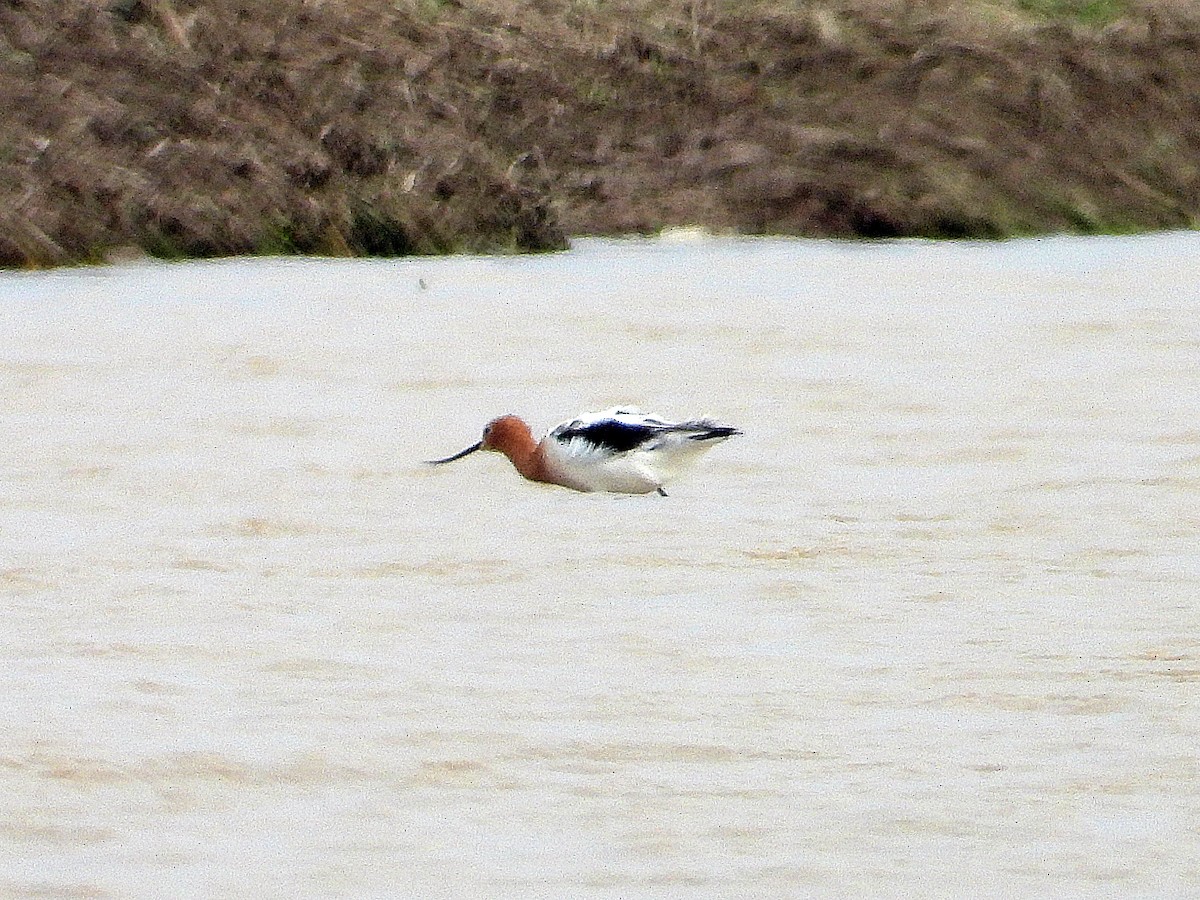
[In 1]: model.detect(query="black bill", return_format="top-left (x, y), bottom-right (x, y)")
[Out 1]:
top-left (426, 442), bottom-right (483, 464)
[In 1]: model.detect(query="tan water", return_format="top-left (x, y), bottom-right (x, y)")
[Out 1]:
top-left (2, 233), bottom-right (1198, 897)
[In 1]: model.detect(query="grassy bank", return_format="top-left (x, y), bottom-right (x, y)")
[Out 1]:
top-left (2, 0), bottom-right (1199, 266)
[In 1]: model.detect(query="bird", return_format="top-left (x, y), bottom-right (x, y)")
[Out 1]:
top-left (426, 407), bottom-right (740, 495)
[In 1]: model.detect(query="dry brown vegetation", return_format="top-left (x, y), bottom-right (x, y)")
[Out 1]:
top-left (2, 0), bottom-right (1200, 266)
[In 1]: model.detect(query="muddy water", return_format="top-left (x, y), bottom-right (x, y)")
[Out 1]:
top-left (2, 233), bottom-right (1198, 897)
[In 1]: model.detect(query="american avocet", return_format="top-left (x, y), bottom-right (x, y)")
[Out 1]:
top-left (427, 407), bottom-right (740, 496)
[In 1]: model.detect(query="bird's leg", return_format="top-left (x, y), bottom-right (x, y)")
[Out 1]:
top-left (656, 487), bottom-right (668, 497)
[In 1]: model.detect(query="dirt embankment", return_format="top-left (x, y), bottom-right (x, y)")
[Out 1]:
top-left (3, 0), bottom-right (1200, 266)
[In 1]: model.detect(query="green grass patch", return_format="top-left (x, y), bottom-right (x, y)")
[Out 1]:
top-left (1014, 0), bottom-right (1130, 27)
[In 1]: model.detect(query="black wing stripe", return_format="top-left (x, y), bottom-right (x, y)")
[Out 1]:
top-left (556, 418), bottom-right (741, 451)
top-left (557, 420), bottom-right (658, 453)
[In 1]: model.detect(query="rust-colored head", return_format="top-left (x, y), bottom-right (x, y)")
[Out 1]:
top-left (479, 415), bottom-right (534, 454)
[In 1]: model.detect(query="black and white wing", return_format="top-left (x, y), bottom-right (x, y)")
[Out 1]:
top-left (540, 407), bottom-right (740, 493)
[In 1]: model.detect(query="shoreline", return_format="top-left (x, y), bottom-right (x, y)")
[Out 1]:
top-left (4, 0), bottom-right (1200, 267)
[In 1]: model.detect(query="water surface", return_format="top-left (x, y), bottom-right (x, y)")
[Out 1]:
top-left (2, 234), bottom-right (1199, 897)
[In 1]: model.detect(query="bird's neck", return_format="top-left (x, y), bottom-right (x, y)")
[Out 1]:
top-left (499, 432), bottom-right (552, 483)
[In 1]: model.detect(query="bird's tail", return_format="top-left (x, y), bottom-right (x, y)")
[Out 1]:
top-left (680, 421), bottom-right (741, 442)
